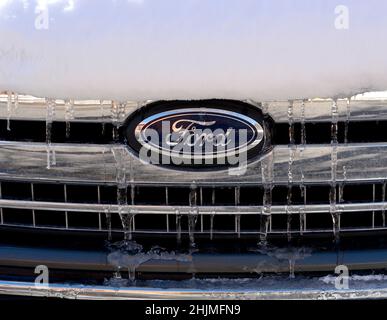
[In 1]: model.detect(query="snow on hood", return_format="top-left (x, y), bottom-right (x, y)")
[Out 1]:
top-left (0, 0), bottom-right (386, 101)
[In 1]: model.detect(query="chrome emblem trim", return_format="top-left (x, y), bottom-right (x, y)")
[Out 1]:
top-left (125, 100), bottom-right (270, 167)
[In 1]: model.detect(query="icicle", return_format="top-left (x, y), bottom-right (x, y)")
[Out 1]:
top-left (330, 99), bottom-right (340, 243)
top-left (100, 100), bottom-right (105, 136)
top-left (372, 184), bottom-right (376, 228)
top-left (64, 99), bottom-right (74, 138)
top-left (235, 186), bottom-right (241, 238)
top-left (175, 209), bottom-right (182, 244)
top-left (105, 207), bottom-right (112, 241)
top-left (289, 259), bottom-right (296, 279)
top-left (300, 100), bottom-right (306, 146)
top-left (210, 211), bottom-right (215, 240)
top-left (288, 100), bottom-right (295, 145)
top-left (286, 101), bottom-right (296, 242)
top-left (260, 152), bottom-right (274, 247)
top-left (6, 91), bottom-right (12, 131)
top-left (13, 93), bottom-right (19, 111)
top-left (111, 101), bottom-right (126, 142)
top-left (188, 182), bottom-right (198, 248)
top-left (382, 182), bottom-right (386, 227)
top-left (339, 166), bottom-right (347, 207)
top-left (112, 147), bottom-right (133, 240)
top-left (45, 99), bottom-right (56, 169)
top-left (344, 98), bottom-right (351, 144)
top-left (299, 172), bottom-right (306, 235)
top-left (331, 99), bottom-right (339, 144)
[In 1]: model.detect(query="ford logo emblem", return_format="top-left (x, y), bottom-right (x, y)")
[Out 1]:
top-left (124, 100), bottom-right (272, 167)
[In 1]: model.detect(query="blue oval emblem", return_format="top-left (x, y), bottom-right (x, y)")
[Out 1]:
top-left (125, 100), bottom-right (270, 167)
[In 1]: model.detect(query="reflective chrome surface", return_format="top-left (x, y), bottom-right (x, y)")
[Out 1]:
top-left (0, 142), bottom-right (387, 185)
top-left (2, 94), bottom-right (387, 123)
top-left (1, 280), bottom-right (387, 300)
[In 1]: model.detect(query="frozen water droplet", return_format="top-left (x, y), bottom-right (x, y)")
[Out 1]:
top-left (111, 101), bottom-right (126, 142)
top-left (188, 183), bottom-right (198, 248)
top-left (13, 93), bottom-right (19, 111)
top-left (112, 147), bottom-right (135, 240)
top-left (210, 211), bottom-right (215, 240)
top-left (260, 152), bottom-right (274, 246)
top-left (6, 91), bottom-right (12, 131)
top-left (235, 186), bottom-right (241, 238)
top-left (382, 182), bottom-right (386, 227)
top-left (104, 207), bottom-right (112, 241)
top-left (344, 98), bottom-right (351, 144)
top-left (288, 100), bottom-right (295, 145)
top-left (286, 103), bottom-right (297, 242)
top-left (64, 99), bottom-right (74, 139)
top-left (45, 98), bottom-right (56, 169)
top-left (100, 100), bottom-right (106, 135)
top-left (330, 99), bottom-right (340, 244)
top-left (175, 209), bottom-right (182, 244)
top-left (300, 100), bottom-right (306, 145)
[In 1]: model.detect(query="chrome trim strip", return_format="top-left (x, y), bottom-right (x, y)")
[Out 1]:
top-left (1, 199), bottom-right (387, 215)
top-left (1, 141), bottom-right (387, 185)
top-left (3, 223), bottom-right (387, 235)
top-left (2, 280), bottom-right (387, 300)
top-left (2, 94), bottom-right (387, 123)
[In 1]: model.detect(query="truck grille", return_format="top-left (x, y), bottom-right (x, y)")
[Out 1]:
top-left (1, 94), bottom-right (387, 247)
top-left (0, 181), bottom-right (386, 238)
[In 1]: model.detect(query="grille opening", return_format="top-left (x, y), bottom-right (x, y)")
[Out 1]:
top-left (240, 215), bottom-right (260, 232)
top-left (99, 186), bottom-right (116, 204)
top-left (303, 123), bottom-right (334, 144)
top-left (110, 212), bottom-right (123, 230)
top-left (51, 122), bottom-right (115, 144)
top-left (218, 187), bottom-right (237, 205)
top-left (0, 120), bottom-right (115, 144)
top-left (34, 183), bottom-right (65, 202)
top-left (341, 211), bottom-right (373, 229)
top-left (1, 180), bottom-right (386, 207)
top-left (200, 187), bottom-right (216, 206)
top-left (306, 213), bottom-right (333, 230)
top-left (273, 121), bottom-right (387, 145)
top-left (1, 180), bottom-right (387, 239)
top-left (135, 187), bottom-right (166, 205)
top-left (272, 186), bottom-right (304, 205)
top-left (68, 212), bottom-right (100, 229)
top-left (213, 215), bottom-right (237, 232)
top-left (35, 210), bottom-right (66, 228)
top-left (342, 184), bottom-right (376, 203)
top-left (271, 214), bottom-right (301, 231)
top-left (135, 214), bottom-right (167, 231)
top-left (3, 208), bottom-right (33, 225)
top-left (1, 182), bottom-right (32, 200)
top-left (240, 187), bottom-right (263, 206)
top-left (346, 121), bottom-right (387, 143)
top-left (305, 185), bottom-right (330, 204)
top-left (167, 187), bottom-right (191, 205)
top-left (0, 120), bottom-right (46, 142)
top-left (66, 185), bottom-right (98, 203)
top-left (3, 118), bottom-right (387, 145)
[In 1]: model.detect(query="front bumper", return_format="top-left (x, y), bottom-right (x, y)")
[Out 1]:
top-left (2, 244), bottom-right (387, 299)
top-left (2, 280), bottom-right (387, 300)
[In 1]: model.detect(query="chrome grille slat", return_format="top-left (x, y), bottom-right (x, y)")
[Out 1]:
top-left (1, 94), bottom-right (387, 242)
top-left (3, 198), bottom-right (387, 215)
top-left (2, 142), bottom-right (387, 185)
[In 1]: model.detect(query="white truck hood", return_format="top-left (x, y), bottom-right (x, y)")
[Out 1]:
top-left (0, 0), bottom-right (386, 100)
